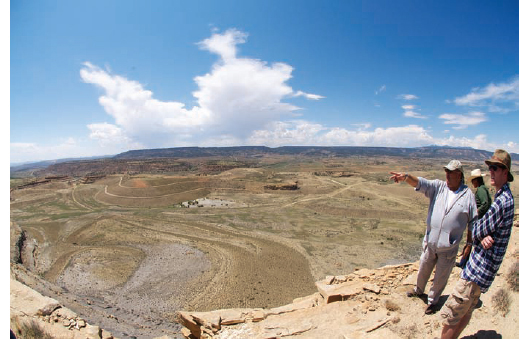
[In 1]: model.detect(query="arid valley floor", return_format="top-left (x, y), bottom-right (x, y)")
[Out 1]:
top-left (10, 154), bottom-right (519, 338)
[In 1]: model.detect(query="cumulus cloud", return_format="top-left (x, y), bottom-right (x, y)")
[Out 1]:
top-left (197, 28), bottom-right (248, 63)
top-left (453, 76), bottom-right (519, 113)
top-left (80, 62), bottom-right (210, 145)
top-left (87, 123), bottom-right (140, 148)
top-left (10, 139), bottom-right (82, 164)
top-left (248, 121), bottom-right (434, 148)
top-left (246, 121), bottom-right (519, 154)
top-left (81, 28), bottom-right (323, 147)
top-left (439, 111), bottom-right (487, 129)
top-left (434, 134), bottom-right (496, 151)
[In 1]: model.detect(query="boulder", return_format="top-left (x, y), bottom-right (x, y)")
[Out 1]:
top-left (315, 280), bottom-right (363, 304)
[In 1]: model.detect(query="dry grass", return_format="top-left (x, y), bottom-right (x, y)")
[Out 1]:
top-left (491, 288), bottom-right (511, 317)
top-left (13, 319), bottom-right (54, 339)
top-left (385, 299), bottom-right (401, 312)
top-left (395, 323), bottom-right (419, 339)
top-left (506, 261), bottom-right (519, 292)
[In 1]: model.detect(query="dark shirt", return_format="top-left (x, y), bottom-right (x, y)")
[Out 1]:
top-left (475, 184), bottom-right (491, 219)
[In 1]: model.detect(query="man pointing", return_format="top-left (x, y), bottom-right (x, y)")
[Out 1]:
top-left (390, 160), bottom-right (477, 314)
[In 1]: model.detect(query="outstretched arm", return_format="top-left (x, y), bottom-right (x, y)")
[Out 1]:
top-left (389, 172), bottom-right (419, 188)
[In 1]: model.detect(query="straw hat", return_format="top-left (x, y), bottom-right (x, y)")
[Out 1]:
top-left (468, 169), bottom-right (486, 182)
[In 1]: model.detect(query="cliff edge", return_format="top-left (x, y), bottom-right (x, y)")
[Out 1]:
top-left (177, 214), bottom-right (519, 339)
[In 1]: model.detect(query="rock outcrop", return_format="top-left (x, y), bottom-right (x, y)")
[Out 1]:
top-left (10, 274), bottom-right (110, 339)
top-left (177, 216), bottom-right (519, 339)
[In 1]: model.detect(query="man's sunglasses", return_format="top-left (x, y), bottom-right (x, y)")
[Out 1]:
top-left (488, 164), bottom-right (506, 171)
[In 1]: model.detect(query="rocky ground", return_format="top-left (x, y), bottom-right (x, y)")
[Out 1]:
top-left (11, 215), bottom-right (518, 339)
top-left (179, 215), bottom-right (519, 339)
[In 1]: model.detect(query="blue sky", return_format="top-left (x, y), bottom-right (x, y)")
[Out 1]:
top-left (9, 0), bottom-right (519, 164)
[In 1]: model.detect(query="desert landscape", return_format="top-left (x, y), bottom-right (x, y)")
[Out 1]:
top-left (10, 149), bottom-right (519, 338)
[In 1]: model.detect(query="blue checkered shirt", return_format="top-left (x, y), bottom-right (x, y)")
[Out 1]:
top-left (461, 183), bottom-right (515, 292)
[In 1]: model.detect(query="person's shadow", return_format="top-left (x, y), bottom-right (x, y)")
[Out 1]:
top-left (460, 330), bottom-right (502, 338)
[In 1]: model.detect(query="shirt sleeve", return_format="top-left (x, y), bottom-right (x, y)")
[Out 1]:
top-left (415, 177), bottom-right (441, 199)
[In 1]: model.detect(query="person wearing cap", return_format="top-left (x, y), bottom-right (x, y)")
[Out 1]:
top-left (390, 160), bottom-right (477, 315)
top-left (456, 169), bottom-right (493, 268)
top-left (440, 149), bottom-right (515, 339)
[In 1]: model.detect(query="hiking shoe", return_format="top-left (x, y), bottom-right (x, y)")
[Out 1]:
top-left (406, 289), bottom-right (420, 298)
top-left (425, 303), bottom-right (437, 315)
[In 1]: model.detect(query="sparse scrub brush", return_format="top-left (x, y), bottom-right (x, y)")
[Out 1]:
top-left (397, 323), bottom-right (418, 339)
top-left (385, 299), bottom-right (400, 312)
top-left (506, 261), bottom-right (519, 292)
top-left (14, 319), bottom-right (54, 339)
top-left (491, 288), bottom-right (511, 317)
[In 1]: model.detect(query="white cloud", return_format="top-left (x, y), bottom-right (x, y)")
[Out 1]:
top-left (453, 76), bottom-right (519, 113)
top-left (248, 121), bottom-right (434, 148)
top-left (247, 121), bottom-right (519, 154)
top-left (87, 122), bottom-right (141, 148)
top-left (293, 90), bottom-right (325, 100)
top-left (401, 105), bottom-right (427, 119)
top-left (80, 28), bottom-right (323, 147)
top-left (398, 94), bottom-right (419, 100)
top-left (432, 134), bottom-right (519, 154)
top-left (375, 85), bottom-right (386, 95)
top-left (10, 138), bottom-right (84, 164)
top-left (197, 28), bottom-right (248, 63)
top-left (403, 111), bottom-right (427, 119)
top-left (439, 111), bottom-right (487, 129)
top-left (351, 123), bottom-right (372, 131)
top-left (80, 62), bottom-right (209, 144)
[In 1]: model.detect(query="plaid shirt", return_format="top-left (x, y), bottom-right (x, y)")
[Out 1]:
top-left (461, 183), bottom-right (515, 292)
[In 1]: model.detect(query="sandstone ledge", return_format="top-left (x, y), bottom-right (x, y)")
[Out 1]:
top-left (10, 277), bottom-right (109, 339)
top-left (176, 221), bottom-right (519, 339)
top-left (177, 262), bottom-right (421, 338)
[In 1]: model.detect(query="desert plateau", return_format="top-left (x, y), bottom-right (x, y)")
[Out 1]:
top-left (10, 148), bottom-right (519, 338)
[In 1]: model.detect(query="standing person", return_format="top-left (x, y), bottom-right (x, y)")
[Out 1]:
top-left (440, 150), bottom-right (515, 339)
top-left (468, 169), bottom-right (492, 219)
top-left (456, 169), bottom-right (493, 267)
top-left (390, 160), bottom-right (477, 314)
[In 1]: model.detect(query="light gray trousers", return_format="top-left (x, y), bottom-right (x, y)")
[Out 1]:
top-left (414, 244), bottom-right (458, 305)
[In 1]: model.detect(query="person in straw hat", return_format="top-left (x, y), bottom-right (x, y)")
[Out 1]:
top-left (468, 168), bottom-right (492, 219)
top-left (390, 159), bottom-right (477, 315)
top-left (440, 149), bottom-right (515, 339)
